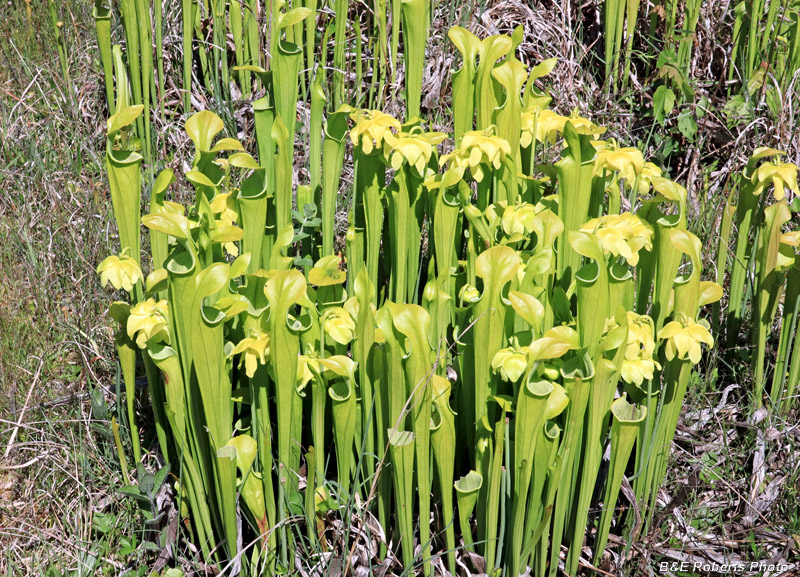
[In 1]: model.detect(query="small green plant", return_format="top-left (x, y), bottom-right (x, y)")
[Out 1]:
top-left (47, 0), bottom-right (70, 92)
top-left (603, 0), bottom-right (642, 91)
top-left (729, 0), bottom-right (800, 96)
top-left (603, 0), bottom-right (702, 95)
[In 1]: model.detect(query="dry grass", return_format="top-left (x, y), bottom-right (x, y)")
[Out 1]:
top-left (601, 378), bottom-right (800, 576)
top-left (0, 1), bottom-right (146, 573)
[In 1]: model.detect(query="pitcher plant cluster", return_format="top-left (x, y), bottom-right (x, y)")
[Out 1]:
top-left (92, 0), bottom-right (431, 165)
top-left (716, 148), bottom-right (800, 414)
top-left (96, 12), bottom-right (800, 576)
